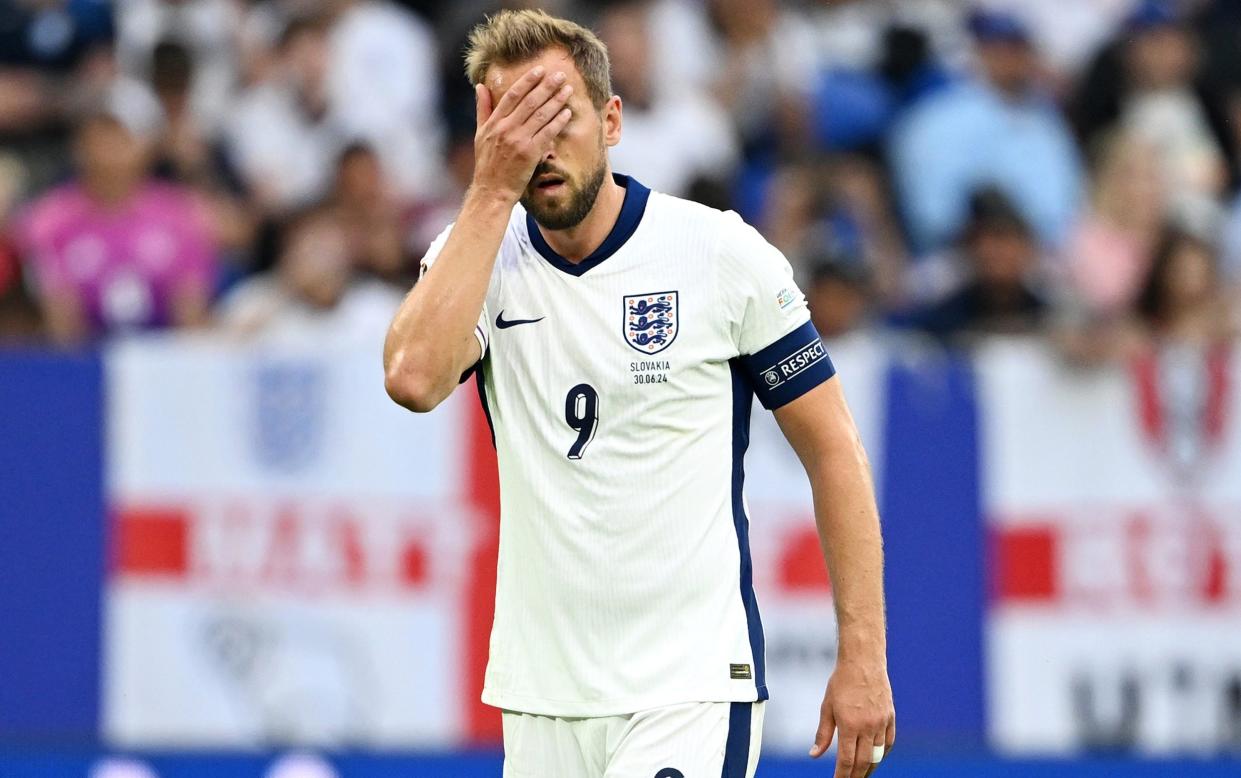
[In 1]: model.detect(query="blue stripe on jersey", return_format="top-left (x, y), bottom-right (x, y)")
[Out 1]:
top-left (473, 360), bottom-right (496, 448)
top-left (526, 174), bottom-right (651, 277)
top-left (729, 361), bottom-right (768, 701)
top-left (739, 320), bottom-right (836, 410)
top-left (721, 701), bottom-right (753, 778)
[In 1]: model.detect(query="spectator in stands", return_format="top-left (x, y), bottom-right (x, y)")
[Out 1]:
top-left (811, 24), bottom-right (952, 155)
top-left (704, 0), bottom-right (821, 173)
top-left (225, 14), bottom-right (344, 214)
top-left (148, 40), bottom-right (217, 186)
top-left (991, 0), bottom-right (1131, 84)
top-left (0, 0), bottom-right (115, 135)
top-left (1067, 131), bottom-right (1167, 317)
top-left (15, 92), bottom-right (217, 345)
top-left (216, 207), bottom-right (402, 344)
top-left (823, 155), bottom-right (910, 306)
top-left (1136, 228), bottom-right (1238, 345)
top-left (889, 7), bottom-right (1082, 254)
top-left (758, 163), bottom-right (823, 277)
top-left (1070, 1), bottom-right (1235, 224)
top-left (903, 188), bottom-right (1048, 341)
top-left (323, 0), bottom-right (444, 203)
top-left (808, 256), bottom-right (874, 340)
top-left (148, 40), bottom-right (256, 270)
top-left (598, 0), bottom-right (738, 198)
top-left (328, 143), bottom-right (409, 284)
top-left (809, 0), bottom-right (966, 76)
top-left (113, 0), bottom-right (244, 134)
top-left (704, 0), bottom-right (819, 148)
top-left (758, 156), bottom-right (907, 303)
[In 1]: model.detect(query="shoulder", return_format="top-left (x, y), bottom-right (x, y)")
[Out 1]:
top-left (18, 184), bottom-right (86, 244)
top-left (142, 182), bottom-right (195, 210)
top-left (644, 189), bottom-right (726, 220)
top-left (144, 183), bottom-right (210, 228)
top-left (642, 192), bottom-right (783, 263)
top-left (896, 82), bottom-right (990, 136)
top-left (30, 182), bottom-right (85, 215)
top-left (642, 194), bottom-right (794, 294)
top-left (641, 190), bottom-right (748, 241)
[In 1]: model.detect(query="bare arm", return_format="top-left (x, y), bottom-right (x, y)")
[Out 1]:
top-left (773, 377), bottom-right (894, 778)
top-left (40, 290), bottom-right (88, 346)
top-left (382, 189), bottom-right (511, 411)
top-left (170, 280), bottom-right (212, 330)
top-left (383, 66), bottom-right (574, 412)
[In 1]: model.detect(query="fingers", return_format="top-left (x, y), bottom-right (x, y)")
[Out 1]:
top-left (489, 65), bottom-right (547, 121)
top-left (474, 83), bottom-right (492, 128)
top-left (511, 71), bottom-right (570, 128)
top-left (886, 714), bottom-right (896, 752)
top-left (861, 732), bottom-right (886, 778)
top-left (532, 106), bottom-right (572, 148)
top-left (523, 83), bottom-right (573, 138)
top-left (854, 734), bottom-right (875, 778)
top-left (833, 731), bottom-right (858, 778)
top-left (809, 705), bottom-right (834, 759)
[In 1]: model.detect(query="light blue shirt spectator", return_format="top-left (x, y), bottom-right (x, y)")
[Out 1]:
top-left (890, 80), bottom-right (1083, 254)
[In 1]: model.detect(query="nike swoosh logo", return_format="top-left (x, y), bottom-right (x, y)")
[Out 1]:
top-left (495, 311), bottom-right (545, 329)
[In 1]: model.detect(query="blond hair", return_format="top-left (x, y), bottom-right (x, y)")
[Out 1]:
top-left (465, 9), bottom-right (612, 109)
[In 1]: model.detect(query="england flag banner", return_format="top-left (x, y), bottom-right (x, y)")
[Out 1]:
top-left (104, 337), bottom-right (483, 748)
top-left (979, 339), bottom-right (1241, 756)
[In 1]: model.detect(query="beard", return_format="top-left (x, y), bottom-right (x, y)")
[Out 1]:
top-left (521, 152), bottom-right (609, 231)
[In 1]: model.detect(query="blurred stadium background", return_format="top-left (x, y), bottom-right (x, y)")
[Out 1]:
top-left (2, 0), bottom-right (1241, 775)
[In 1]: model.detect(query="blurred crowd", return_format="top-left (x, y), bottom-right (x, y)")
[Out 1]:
top-left (0, 0), bottom-right (1239, 359)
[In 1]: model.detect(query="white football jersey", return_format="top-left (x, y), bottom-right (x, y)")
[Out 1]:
top-left (420, 176), bottom-right (835, 717)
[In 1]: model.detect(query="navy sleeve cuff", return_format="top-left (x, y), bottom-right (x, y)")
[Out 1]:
top-left (739, 320), bottom-right (836, 410)
top-left (459, 324), bottom-right (488, 384)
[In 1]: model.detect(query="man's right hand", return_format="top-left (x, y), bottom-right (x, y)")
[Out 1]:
top-left (471, 66), bottom-right (574, 204)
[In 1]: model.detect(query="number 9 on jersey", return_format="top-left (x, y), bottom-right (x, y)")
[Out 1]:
top-left (563, 383), bottom-right (599, 460)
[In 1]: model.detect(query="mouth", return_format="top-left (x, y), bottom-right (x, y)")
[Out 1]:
top-left (534, 174), bottom-right (567, 194)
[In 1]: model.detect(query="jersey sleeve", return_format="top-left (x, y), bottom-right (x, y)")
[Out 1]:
top-left (721, 213), bottom-right (836, 410)
top-left (419, 222), bottom-right (490, 365)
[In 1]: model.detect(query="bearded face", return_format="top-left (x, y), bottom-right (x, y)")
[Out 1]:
top-left (520, 134), bottom-right (609, 230)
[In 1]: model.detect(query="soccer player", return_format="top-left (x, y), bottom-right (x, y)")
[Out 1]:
top-left (384, 10), bottom-right (894, 778)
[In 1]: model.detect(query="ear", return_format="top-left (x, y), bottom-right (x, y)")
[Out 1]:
top-left (602, 95), bottom-right (623, 148)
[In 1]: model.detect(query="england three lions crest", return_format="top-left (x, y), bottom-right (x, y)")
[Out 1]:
top-left (623, 291), bottom-right (678, 354)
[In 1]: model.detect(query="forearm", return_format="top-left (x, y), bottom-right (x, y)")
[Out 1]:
top-left (384, 65), bottom-right (573, 411)
top-left (41, 293), bottom-right (87, 347)
top-left (808, 426), bottom-right (886, 664)
top-left (171, 282), bottom-right (212, 329)
top-left (383, 187), bottom-right (512, 409)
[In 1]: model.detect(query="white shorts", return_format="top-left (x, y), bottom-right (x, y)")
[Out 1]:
top-left (501, 701), bottom-right (765, 778)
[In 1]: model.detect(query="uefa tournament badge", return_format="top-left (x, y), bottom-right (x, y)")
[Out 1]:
top-left (1131, 345), bottom-right (1232, 487)
top-left (623, 291), bottom-right (679, 355)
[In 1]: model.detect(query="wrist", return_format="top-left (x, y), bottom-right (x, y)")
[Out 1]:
top-left (836, 627), bottom-right (887, 666)
top-left (465, 181), bottom-right (521, 209)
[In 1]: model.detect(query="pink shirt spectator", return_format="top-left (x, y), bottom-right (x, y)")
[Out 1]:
top-left (18, 182), bottom-right (215, 336)
top-left (1068, 215), bottom-right (1151, 315)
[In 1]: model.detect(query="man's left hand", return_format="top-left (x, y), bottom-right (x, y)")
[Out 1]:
top-left (809, 657), bottom-right (895, 778)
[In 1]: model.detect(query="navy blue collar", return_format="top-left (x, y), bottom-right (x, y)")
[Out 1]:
top-left (526, 174), bottom-right (650, 277)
